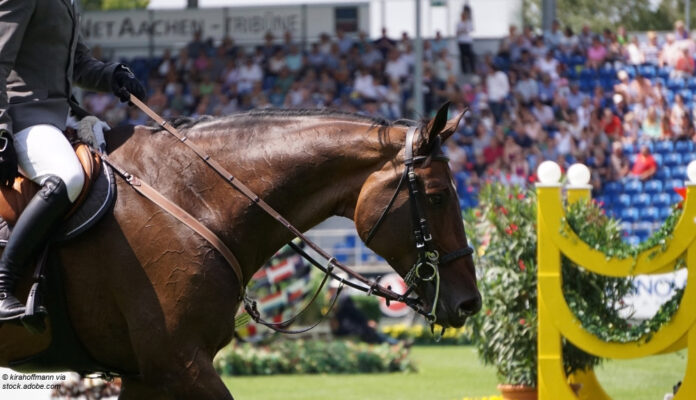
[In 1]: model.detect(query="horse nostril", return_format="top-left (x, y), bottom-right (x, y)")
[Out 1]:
top-left (458, 294), bottom-right (482, 316)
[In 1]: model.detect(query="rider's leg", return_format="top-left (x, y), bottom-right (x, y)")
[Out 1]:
top-left (0, 124), bottom-right (84, 321)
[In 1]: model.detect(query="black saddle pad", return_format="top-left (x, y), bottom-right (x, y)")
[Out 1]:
top-left (0, 163), bottom-right (116, 243)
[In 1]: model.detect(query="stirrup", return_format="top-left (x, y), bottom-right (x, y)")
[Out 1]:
top-left (0, 291), bottom-right (26, 322)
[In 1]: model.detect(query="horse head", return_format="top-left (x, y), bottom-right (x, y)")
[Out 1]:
top-left (354, 103), bottom-right (481, 327)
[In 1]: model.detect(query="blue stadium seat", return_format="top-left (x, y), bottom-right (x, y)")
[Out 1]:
top-left (671, 165), bottom-right (687, 180)
top-left (665, 179), bottom-right (683, 191)
top-left (655, 167), bottom-right (672, 180)
top-left (603, 181), bottom-right (623, 195)
top-left (679, 89), bottom-right (693, 102)
top-left (623, 180), bottom-right (643, 195)
top-left (683, 152), bottom-right (696, 164)
top-left (643, 180), bottom-right (663, 194)
top-left (667, 77), bottom-right (686, 91)
top-left (620, 207), bottom-right (640, 222)
top-left (663, 153), bottom-right (683, 167)
top-left (654, 141), bottom-right (674, 154)
top-left (658, 66), bottom-right (672, 79)
top-left (617, 194), bottom-right (632, 208)
top-left (652, 193), bottom-right (672, 207)
top-left (675, 141), bottom-right (694, 153)
top-left (580, 68), bottom-right (596, 79)
top-left (622, 143), bottom-right (635, 154)
top-left (659, 207), bottom-right (673, 220)
top-left (634, 227), bottom-right (651, 241)
top-left (671, 192), bottom-right (684, 204)
top-left (571, 55), bottom-right (587, 66)
top-left (640, 207), bottom-right (661, 222)
top-left (619, 221), bottom-right (633, 235)
top-left (639, 65), bottom-right (656, 78)
top-left (625, 235), bottom-right (641, 246)
top-left (652, 153), bottom-right (663, 167)
top-left (634, 193), bottom-right (652, 207)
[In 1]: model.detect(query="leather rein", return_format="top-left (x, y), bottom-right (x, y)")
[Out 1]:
top-left (102, 95), bottom-right (473, 332)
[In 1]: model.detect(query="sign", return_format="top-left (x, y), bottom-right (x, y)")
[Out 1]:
top-left (81, 4), bottom-right (369, 53)
top-left (377, 273), bottom-right (410, 318)
top-left (621, 270), bottom-right (687, 320)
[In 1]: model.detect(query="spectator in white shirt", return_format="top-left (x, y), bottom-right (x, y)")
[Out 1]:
top-left (456, 6), bottom-right (475, 74)
top-left (384, 49), bottom-right (410, 82)
top-left (237, 57), bottom-right (263, 94)
top-left (353, 67), bottom-right (380, 100)
top-left (536, 51), bottom-right (559, 80)
top-left (486, 65), bottom-right (510, 122)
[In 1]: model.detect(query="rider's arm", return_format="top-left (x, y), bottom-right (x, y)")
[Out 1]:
top-left (72, 32), bottom-right (119, 93)
top-left (0, 0), bottom-right (37, 135)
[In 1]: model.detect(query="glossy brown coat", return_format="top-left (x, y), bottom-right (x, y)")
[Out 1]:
top-left (0, 107), bottom-right (479, 399)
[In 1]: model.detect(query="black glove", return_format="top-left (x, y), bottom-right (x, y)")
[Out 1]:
top-left (0, 130), bottom-right (18, 187)
top-left (112, 65), bottom-right (146, 103)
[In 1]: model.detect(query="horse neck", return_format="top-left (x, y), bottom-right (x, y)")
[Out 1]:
top-left (198, 117), bottom-right (404, 276)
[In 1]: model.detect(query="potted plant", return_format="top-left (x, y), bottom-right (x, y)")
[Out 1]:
top-left (464, 184), bottom-right (636, 400)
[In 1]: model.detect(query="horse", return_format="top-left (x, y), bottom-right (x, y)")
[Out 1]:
top-left (0, 103), bottom-right (480, 399)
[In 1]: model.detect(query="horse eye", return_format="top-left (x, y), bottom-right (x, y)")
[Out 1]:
top-left (428, 194), bottom-right (443, 206)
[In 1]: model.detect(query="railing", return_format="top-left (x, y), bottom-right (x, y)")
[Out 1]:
top-left (303, 227), bottom-right (391, 275)
top-left (536, 161), bottom-right (696, 400)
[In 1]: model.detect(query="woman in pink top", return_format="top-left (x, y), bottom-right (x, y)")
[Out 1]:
top-left (587, 36), bottom-right (607, 69)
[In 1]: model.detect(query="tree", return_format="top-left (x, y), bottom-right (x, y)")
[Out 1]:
top-left (522, 0), bottom-right (679, 32)
top-left (82, 0), bottom-right (149, 11)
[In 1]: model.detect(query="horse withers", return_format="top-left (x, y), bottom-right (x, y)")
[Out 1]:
top-left (0, 103), bottom-right (479, 399)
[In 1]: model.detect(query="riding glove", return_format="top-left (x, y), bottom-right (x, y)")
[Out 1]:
top-left (112, 65), bottom-right (147, 103)
top-left (0, 130), bottom-right (17, 187)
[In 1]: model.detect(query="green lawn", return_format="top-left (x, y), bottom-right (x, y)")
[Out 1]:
top-left (223, 346), bottom-right (687, 400)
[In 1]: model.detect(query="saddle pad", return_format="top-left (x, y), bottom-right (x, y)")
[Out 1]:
top-left (0, 162), bottom-right (116, 244)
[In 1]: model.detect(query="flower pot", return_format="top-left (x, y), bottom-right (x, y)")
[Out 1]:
top-left (497, 384), bottom-right (538, 400)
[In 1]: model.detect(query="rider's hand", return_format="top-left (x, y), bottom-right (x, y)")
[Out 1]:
top-left (112, 65), bottom-right (146, 103)
top-left (0, 130), bottom-right (18, 187)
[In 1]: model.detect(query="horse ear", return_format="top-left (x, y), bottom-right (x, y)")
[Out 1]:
top-left (425, 102), bottom-right (451, 145)
top-left (440, 107), bottom-right (468, 142)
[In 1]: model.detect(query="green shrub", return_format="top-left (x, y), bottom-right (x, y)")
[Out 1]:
top-left (214, 340), bottom-right (415, 376)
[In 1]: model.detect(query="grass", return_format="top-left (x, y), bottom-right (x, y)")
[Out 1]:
top-left (223, 346), bottom-right (687, 400)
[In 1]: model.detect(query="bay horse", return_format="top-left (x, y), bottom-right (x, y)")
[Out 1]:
top-left (0, 103), bottom-right (480, 399)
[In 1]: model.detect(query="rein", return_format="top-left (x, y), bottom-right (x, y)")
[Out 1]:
top-left (104, 95), bottom-right (472, 333)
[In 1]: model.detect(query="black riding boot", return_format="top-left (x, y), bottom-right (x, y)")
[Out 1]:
top-left (0, 176), bottom-right (71, 323)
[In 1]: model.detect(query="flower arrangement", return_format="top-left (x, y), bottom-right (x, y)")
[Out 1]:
top-left (214, 339), bottom-right (414, 375)
top-left (381, 323), bottom-right (472, 345)
top-left (463, 183), bottom-right (683, 387)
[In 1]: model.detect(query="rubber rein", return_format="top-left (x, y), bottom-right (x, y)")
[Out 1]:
top-left (102, 95), bottom-right (472, 333)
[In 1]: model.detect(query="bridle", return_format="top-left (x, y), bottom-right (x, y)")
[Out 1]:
top-left (364, 126), bottom-right (474, 323)
top-left (106, 96), bottom-right (475, 334)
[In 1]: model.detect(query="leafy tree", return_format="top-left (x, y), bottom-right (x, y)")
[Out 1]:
top-left (523, 0), bottom-right (686, 33)
top-left (82, 0), bottom-right (149, 11)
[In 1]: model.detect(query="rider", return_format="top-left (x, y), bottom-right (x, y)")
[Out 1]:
top-left (0, 0), bottom-right (146, 327)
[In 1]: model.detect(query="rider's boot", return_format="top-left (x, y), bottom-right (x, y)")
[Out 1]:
top-left (0, 176), bottom-right (71, 328)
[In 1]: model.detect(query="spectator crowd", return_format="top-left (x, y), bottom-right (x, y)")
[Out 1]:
top-left (81, 11), bottom-right (696, 210)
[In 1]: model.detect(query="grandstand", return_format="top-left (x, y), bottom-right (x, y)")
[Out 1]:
top-left (79, 7), bottom-right (696, 252)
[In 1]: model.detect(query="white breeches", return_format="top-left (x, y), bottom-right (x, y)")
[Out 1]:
top-left (14, 124), bottom-right (84, 202)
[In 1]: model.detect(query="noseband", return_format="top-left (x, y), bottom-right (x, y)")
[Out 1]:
top-left (364, 126), bottom-right (474, 323)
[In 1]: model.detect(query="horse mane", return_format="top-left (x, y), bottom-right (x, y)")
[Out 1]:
top-left (156, 109), bottom-right (419, 131)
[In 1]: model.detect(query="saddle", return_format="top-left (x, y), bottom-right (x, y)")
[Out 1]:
top-left (0, 142), bottom-right (116, 242)
top-left (0, 143), bottom-right (100, 227)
